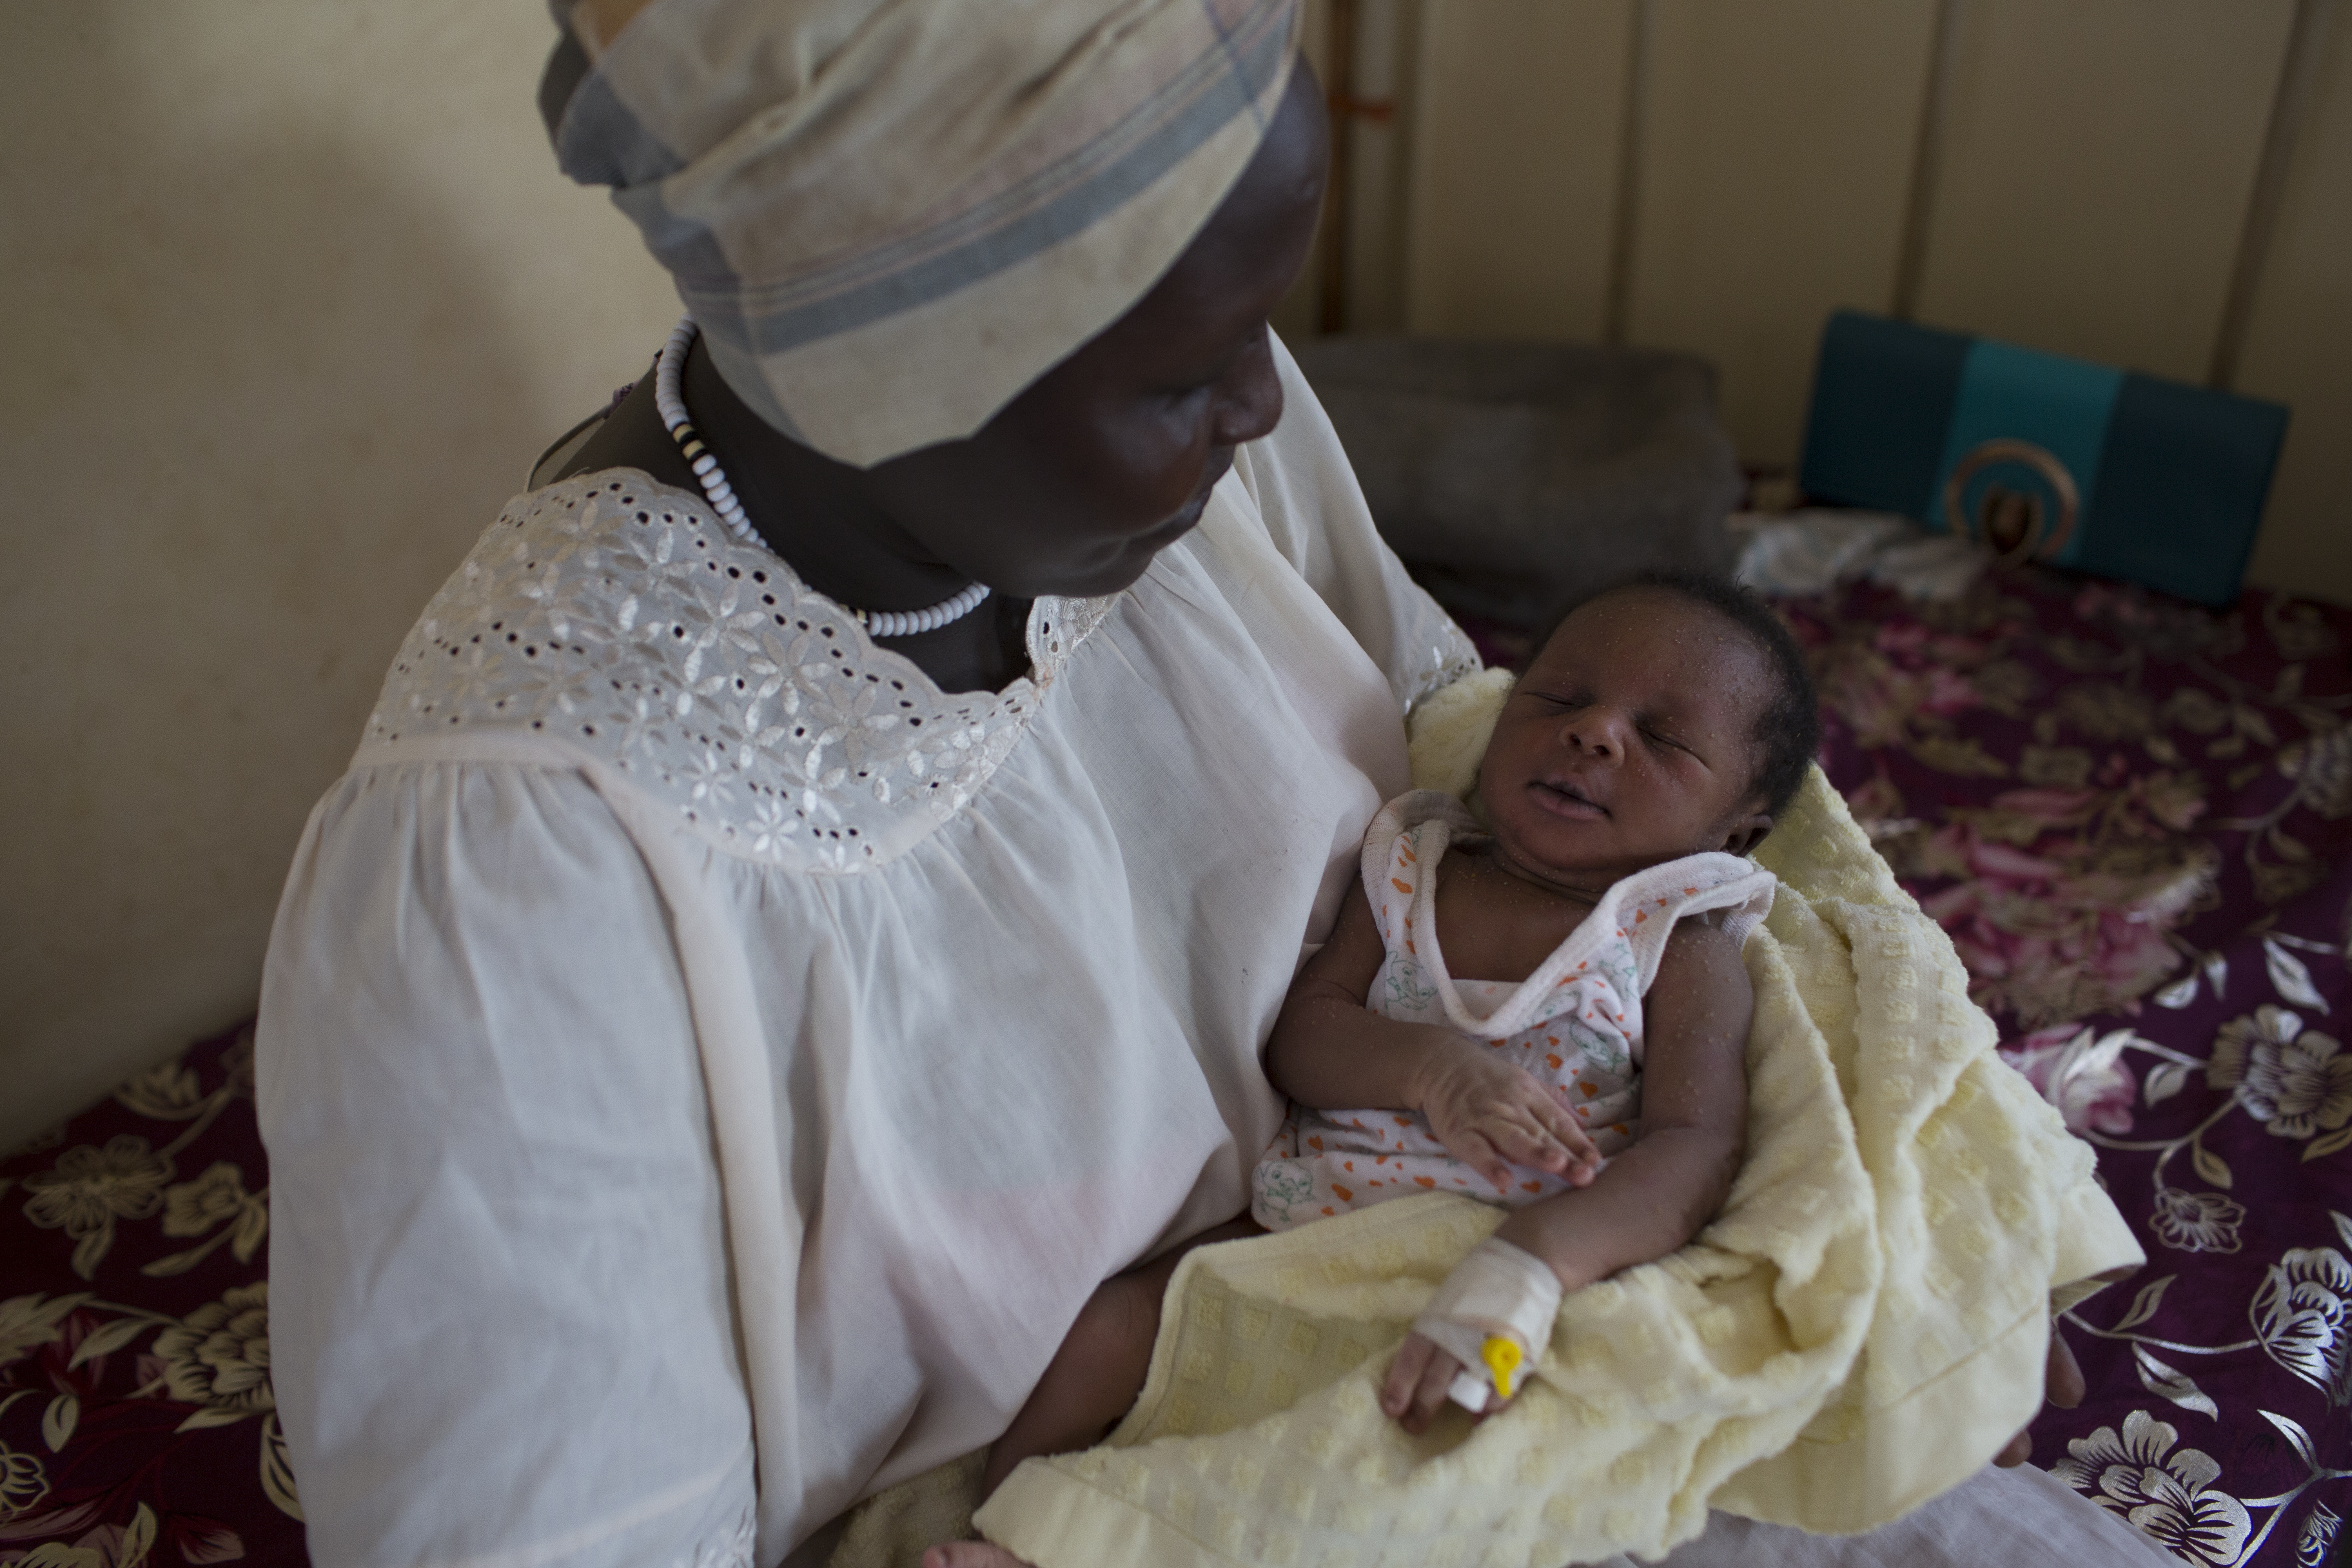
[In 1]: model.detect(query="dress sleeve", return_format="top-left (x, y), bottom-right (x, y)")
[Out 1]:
top-left (1234, 332), bottom-right (1481, 713)
top-left (256, 760), bottom-right (757, 1568)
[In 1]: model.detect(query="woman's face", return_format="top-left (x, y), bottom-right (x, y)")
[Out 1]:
top-left (863, 61), bottom-right (1331, 600)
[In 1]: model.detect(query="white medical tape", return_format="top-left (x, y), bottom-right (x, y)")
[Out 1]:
top-left (1445, 1366), bottom-right (1493, 1414)
top-left (1410, 1236), bottom-right (1563, 1411)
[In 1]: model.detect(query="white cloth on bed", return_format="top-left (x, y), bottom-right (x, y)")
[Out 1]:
top-left (1637, 1463), bottom-right (2176, 1568)
top-left (257, 337), bottom-right (1477, 1568)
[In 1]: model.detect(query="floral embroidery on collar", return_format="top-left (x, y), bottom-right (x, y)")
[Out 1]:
top-left (364, 471), bottom-right (1114, 871)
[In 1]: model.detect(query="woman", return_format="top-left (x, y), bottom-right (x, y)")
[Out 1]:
top-left (259, 4), bottom-right (2147, 1566)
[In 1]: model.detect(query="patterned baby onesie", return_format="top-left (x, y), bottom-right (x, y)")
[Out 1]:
top-left (1252, 790), bottom-right (1777, 1229)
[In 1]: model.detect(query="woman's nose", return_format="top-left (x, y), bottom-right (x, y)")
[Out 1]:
top-left (1209, 328), bottom-right (1284, 448)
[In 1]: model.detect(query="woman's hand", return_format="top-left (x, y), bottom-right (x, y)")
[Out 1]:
top-left (1992, 1328), bottom-right (2085, 1466)
top-left (1408, 1032), bottom-right (1603, 1193)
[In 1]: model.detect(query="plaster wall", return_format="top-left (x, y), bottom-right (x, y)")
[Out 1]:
top-left (0, 5), bottom-right (677, 1146)
top-left (7, 1), bottom-right (2345, 1145)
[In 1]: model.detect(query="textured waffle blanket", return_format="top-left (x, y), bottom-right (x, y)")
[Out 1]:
top-left (958, 762), bottom-right (2144, 1568)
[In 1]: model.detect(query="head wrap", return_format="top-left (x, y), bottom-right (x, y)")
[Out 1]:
top-left (544, 0), bottom-right (1301, 467)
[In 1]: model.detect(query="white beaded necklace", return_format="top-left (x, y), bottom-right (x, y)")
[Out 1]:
top-left (653, 316), bottom-right (992, 640)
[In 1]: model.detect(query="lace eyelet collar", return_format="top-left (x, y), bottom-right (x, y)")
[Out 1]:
top-left (365, 470), bottom-right (1116, 870)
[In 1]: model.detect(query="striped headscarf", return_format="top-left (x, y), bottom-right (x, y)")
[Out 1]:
top-left (544, 0), bottom-right (1301, 467)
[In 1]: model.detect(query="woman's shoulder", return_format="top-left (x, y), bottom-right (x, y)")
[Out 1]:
top-left (1221, 336), bottom-right (1480, 713)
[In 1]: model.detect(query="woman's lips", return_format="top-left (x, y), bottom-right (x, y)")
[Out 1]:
top-left (1136, 457), bottom-right (1229, 548)
top-left (1529, 779), bottom-right (1607, 820)
top-left (1169, 450), bottom-right (1234, 527)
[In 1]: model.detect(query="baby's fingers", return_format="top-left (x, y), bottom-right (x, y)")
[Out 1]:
top-left (1382, 1334), bottom-right (1438, 1419)
top-left (1482, 1116), bottom-right (1573, 1179)
top-left (1539, 1090), bottom-right (1606, 1182)
top-left (1395, 1340), bottom-right (1463, 1434)
top-left (1448, 1128), bottom-right (1517, 1193)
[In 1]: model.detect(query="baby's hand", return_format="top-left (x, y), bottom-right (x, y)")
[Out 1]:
top-left (1409, 1035), bottom-right (1603, 1194)
top-left (1382, 1332), bottom-right (1489, 1433)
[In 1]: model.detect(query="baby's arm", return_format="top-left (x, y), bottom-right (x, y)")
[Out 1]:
top-left (1383, 920), bottom-right (1754, 1429)
top-left (1267, 884), bottom-right (1599, 1191)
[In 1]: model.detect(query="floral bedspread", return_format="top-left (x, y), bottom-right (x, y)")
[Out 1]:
top-left (1, 1025), bottom-right (302, 1564)
top-left (1775, 570), bottom-right (2352, 1568)
top-left (3, 566), bottom-right (2346, 1567)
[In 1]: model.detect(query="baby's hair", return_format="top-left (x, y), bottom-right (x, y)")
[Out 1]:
top-left (1574, 571), bottom-right (1821, 822)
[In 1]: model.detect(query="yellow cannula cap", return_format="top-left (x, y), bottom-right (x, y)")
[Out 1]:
top-left (1481, 1336), bottom-right (1523, 1400)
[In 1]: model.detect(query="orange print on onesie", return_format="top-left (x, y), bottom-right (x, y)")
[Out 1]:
top-left (1250, 791), bottom-right (1775, 1230)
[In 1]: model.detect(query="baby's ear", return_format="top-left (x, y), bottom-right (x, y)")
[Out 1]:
top-left (1716, 807), bottom-right (1774, 858)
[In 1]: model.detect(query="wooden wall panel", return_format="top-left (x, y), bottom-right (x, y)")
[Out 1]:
top-left (1403, 0), bottom-right (1633, 340)
top-left (1912, 0), bottom-right (2296, 381)
top-left (1335, 1), bottom-right (2346, 603)
top-left (2238, 3), bottom-right (2352, 604)
top-left (1625, 0), bottom-right (1940, 464)
top-left (1277, 0), bottom-right (1423, 337)
top-left (1270, 0), bottom-right (1334, 342)
top-left (1339, 0), bottom-right (1423, 331)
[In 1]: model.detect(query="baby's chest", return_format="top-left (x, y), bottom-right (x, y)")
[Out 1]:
top-left (1370, 946), bottom-right (1645, 1082)
top-left (1428, 865), bottom-right (1590, 983)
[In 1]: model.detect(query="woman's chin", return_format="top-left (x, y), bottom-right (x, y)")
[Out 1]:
top-left (1013, 511), bottom-right (1207, 599)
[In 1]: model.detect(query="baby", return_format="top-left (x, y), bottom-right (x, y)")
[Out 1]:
top-left (962, 571), bottom-right (1821, 1509)
top-left (1257, 570), bottom-right (1817, 1428)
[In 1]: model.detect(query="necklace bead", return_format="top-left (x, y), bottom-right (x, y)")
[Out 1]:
top-left (653, 316), bottom-right (991, 639)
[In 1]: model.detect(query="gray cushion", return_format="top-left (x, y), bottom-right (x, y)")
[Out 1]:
top-left (1294, 336), bottom-right (1743, 628)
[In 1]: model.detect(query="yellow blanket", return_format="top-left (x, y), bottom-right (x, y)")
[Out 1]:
top-left (835, 684), bottom-right (2142, 1568)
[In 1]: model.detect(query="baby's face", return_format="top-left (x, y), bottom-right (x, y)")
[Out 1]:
top-left (1478, 588), bottom-right (1775, 896)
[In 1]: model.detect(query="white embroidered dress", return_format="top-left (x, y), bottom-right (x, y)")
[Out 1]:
top-left (1252, 791), bottom-right (1777, 1229)
top-left (256, 343), bottom-right (1478, 1568)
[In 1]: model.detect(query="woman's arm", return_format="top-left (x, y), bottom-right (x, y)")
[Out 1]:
top-left (1235, 336), bottom-right (1481, 713)
top-left (1266, 886), bottom-right (1595, 1190)
top-left (261, 763), bottom-right (757, 1566)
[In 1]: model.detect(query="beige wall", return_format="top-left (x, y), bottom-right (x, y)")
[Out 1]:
top-left (2237, 0), bottom-right (2352, 594)
top-left (5, 2), bottom-right (2345, 1143)
top-left (1380, 0), bottom-right (2350, 604)
top-left (0, 5), bottom-right (677, 1145)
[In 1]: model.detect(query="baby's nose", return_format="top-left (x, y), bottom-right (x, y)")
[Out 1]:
top-left (1565, 716), bottom-right (1624, 756)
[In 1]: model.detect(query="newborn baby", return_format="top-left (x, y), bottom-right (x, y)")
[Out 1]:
top-left (1258, 571), bottom-right (1817, 1428)
top-left (960, 571), bottom-right (1820, 1512)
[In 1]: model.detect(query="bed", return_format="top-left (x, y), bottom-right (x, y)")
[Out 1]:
top-left (1776, 562), bottom-right (2350, 1568)
top-left (2, 559), bottom-right (2345, 1566)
